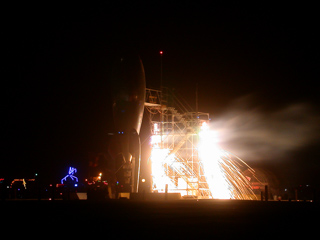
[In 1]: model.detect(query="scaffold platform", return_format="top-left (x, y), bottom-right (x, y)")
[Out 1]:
top-left (145, 87), bottom-right (211, 197)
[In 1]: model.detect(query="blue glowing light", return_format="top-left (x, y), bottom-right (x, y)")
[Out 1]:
top-left (61, 167), bottom-right (79, 184)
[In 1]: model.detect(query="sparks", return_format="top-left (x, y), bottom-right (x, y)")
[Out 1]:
top-left (146, 88), bottom-right (258, 199)
top-left (198, 122), bottom-right (257, 199)
top-left (198, 122), bottom-right (232, 199)
top-left (150, 121), bottom-right (258, 200)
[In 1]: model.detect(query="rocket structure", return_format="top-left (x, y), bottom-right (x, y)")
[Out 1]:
top-left (110, 53), bottom-right (146, 194)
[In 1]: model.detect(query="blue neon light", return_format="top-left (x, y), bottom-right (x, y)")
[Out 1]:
top-left (61, 167), bottom-right (79, 184)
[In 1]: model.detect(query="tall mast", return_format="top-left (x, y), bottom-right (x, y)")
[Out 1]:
top-left (196, 83), bottom-right (199, 118)
top-left (159, 51), bottom-right (163, 147)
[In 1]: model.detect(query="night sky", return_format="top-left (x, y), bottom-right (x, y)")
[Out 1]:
top-left (3, 3), bottom-right (319, 187)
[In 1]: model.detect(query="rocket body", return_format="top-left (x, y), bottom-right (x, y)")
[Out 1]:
top-left (111, 54), bottom-right (145, 193)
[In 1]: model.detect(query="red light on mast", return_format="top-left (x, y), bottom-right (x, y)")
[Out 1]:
top-left (160, 51), bottom-right (163, 55)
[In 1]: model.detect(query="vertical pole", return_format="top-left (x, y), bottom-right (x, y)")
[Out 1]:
top-left (51, 184), bottom-right (55, 201)
top-left (196, 83), bottom-right (198, 118)
top-left (160, 51), bottom-right (163, 148)
top-left (265, 185), bottom-right (268, 202)
top-left (160, 51), bottom-right (163, 91)
top-left (165, 183), bottom-right (168, 200)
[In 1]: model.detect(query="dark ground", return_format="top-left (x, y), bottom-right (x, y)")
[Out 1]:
top-left (2, 200), bottom-right (319, 238)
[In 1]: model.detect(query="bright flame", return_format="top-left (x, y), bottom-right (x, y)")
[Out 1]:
top-left (150, 138), bottom-right (176, 192)
top-left (198, 122), bottom-right (232, 199)
top-left (150, 122), bottom-right (258, 200)
top-left (198, 122), bottom-right (258, 200)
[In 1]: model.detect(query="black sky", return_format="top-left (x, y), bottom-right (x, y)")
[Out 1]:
top-left (3, 3), bottom-right (319, 185)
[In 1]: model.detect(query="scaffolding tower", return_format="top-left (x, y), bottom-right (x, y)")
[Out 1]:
top-left (145, 87), bottom-right (211, 197)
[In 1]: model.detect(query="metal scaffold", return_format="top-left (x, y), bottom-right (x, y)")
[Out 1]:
top-left (145, 87), bottom-right (211, 197)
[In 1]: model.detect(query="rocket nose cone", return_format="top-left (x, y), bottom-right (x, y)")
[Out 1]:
top-left (118, 54), bottom-right (142, 70)
top-left (115, 49), bottom-right (143, 68)
top-left (111, 51), bottom-right (144, 85)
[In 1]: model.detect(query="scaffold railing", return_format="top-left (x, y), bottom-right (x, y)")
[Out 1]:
top-left (145, 87), bottom-right (211, 197)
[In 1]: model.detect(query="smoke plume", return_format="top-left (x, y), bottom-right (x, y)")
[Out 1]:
top-left (211, 95), bottom-right (320, 161)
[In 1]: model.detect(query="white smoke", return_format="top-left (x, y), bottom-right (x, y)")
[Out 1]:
top-left (211, 95), bottom-right (320, 161)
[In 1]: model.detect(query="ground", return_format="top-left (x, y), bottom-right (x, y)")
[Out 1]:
top-left (2, 199), bottom-right (318, 239)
